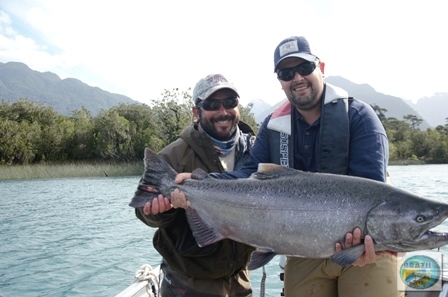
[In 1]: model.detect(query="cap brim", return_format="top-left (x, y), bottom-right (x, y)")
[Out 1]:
top-left (274, 53), bottom-right (317, 71)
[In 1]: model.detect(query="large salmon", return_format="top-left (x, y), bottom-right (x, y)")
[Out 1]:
top-left (130, 148), bottom-right (448, 268)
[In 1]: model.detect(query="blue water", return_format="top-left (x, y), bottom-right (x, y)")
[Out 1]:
top-left (1, 165), bottom-right (448, 297)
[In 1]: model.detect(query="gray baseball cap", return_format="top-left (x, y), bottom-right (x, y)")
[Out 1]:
top-left (192, 74), bottom-right (239, 105)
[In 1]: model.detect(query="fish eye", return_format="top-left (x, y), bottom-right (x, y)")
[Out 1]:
top-left (415, 215), bottom-right (426, 223)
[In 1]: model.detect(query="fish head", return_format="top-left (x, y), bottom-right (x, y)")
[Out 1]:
top-left (366, 192), bottom-right (448, 252)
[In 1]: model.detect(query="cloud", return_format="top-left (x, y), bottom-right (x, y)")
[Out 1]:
top-left (1, 0), bottom-right (447, 106)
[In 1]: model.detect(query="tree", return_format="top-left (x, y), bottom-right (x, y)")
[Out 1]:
top-left (1, 96), bottom-right (448, 165)
top-left (150, 88), bottom-right (193, 147)
top-left (0, 99), bottom-right (66, 163)
top-left (239, 102), bottom-right (259, 134)
top-left (111, 103), bottom-right (161, 159)
top-left (0, 117), bottom-right (39, 164)
top-left (426, 128), bottom-right (448, 162)
top-left (385, 118), bottom-right (412, 143)
top-left (436, 125), bottom-right (448, 136)
top-left (371, 104), bottom-right (388, 124)
top-left (93, 109), bottom-right (132, 161)
top-left (411, 129), bottom-right (431, 160)
top-left (66, 107), bottom-right (95, 160)
top-left (403, 114), bottom-right (423, 129)
top-left (386, 118), bottom-right (413, 160)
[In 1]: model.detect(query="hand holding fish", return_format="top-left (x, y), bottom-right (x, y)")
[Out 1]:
top-left (171, 188), bottom-right (191, 208)
top-left (170, 173), bottom-right (192, 208)
top-left (335, 228), bottom-right (376, 267)
top-left (141, 173), bottom-right (192, 214)
top-left (143, 194), bottom-right (171, 215)
top-left (174, 172), bottom-right (192, 184)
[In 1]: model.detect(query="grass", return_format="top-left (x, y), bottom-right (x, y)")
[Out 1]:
top-left (1, 158), bottom-right (433, 180)
top-left (389, 159), bottom-right (426, 166)
top-left (0, 161), bottom-right (144, 180)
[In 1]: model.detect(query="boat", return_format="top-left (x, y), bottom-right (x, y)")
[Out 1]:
top-left (115, 264), bottom-right (163, 297)
top-left (116, 253), bottom-right (448, 297)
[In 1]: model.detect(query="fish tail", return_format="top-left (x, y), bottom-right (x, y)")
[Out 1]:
top-left (140, 148), bottom-right (178, 196)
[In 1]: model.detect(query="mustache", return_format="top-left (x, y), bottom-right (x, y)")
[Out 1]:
top-left (211, 115), bottom-right (235, 122)
top-left (291, 82), bottom-right (310, 90)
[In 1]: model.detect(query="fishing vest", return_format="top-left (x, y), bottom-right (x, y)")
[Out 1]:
top-left (267, 83), bottom-right (351, 174)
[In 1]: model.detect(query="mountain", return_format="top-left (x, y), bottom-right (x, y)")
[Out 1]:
top-left (412, 93), bottom-right (448, 127)
top-left (247, 98), bottom-right (271, 118)
top-left (1, 61), bottom-right (445, 129)
top-left (0, 62), bottom-right (139, 116)
top-left (325, 76), bottom-right (432, 129)
top-left (252, 76), bottom-right (435, 130)
top-left (255, 100), bottom-right (285, 124)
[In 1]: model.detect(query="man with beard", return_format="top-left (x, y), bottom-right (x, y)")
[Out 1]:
top-left (166, 36), bottom-right (401, 297)
top-left (135, 73), bottom-right (257, 296)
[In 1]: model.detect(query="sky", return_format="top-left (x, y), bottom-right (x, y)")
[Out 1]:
top-left (0, 0), bottom-right (447, 107)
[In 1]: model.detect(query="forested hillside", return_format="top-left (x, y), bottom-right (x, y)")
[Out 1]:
top-left (0, 62), bottom-right (137, 116)
top-left (0, 89), bottom-right (259, 165)
top-left (1, 88), bottom-right (447, 165)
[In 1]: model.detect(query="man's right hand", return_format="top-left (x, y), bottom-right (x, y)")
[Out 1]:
top-left (143, 195), bottom-right (171, 215)
top-left (143, 173), bottom-right (192, 215)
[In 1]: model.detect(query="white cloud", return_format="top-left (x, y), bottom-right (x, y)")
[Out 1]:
top-left (1, 0), bottom-right (447, 106)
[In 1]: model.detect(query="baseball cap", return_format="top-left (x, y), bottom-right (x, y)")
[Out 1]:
top-left (192, 74), bottom-right (239, 105)
top-left (273, 36), bottom-right (318, 71)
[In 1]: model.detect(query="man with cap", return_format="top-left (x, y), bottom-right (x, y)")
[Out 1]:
top-left (135, 73), bottom-right (256, 296)
top-left (268, 36), bottom-right (400, 297)
top-left (168, 36), bottom-right (402, 296)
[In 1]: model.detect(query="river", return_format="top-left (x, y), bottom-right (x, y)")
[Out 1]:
top-left (1, 164), bottom-right (448, 296)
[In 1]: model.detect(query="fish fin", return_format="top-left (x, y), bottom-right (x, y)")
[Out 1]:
top-left (128, 191), bottom-right (158, 208)
top-left (129, 148), bottom-right (179, 208)
top-left (330, 244), bottom-right (366, 266)
top-left (185, 207), bottom-right (225, 247)
top-left (191, 168), bottom-right (209, 180)
top-left (141, 148), bottom-right (178, 192)
top-left (248, 249), bottom-right (277, 270)
top-left (252, 163), bottom-right (304, 180)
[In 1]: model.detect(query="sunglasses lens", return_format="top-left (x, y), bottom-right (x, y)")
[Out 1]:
top-left (202, 101), bottom-right (220, 110)
top-left (278, 62), bottom-right (316, 81)
top-left (297, 62), bottom-right (316, 76)
top-left (277, 69), bottom-right (295, 81)
top-left (200, 97), bottom-right (239, 111)
top-left (222, 98), bottom-right (239, 109)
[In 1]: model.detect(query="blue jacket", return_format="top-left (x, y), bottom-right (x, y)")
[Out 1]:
top-left (214, 83), bottom-right (389, 182)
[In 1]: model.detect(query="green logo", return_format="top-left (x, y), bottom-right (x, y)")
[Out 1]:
top-left (400, 255), bottom-right (441, 289)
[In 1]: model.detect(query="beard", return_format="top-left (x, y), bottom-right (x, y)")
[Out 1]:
top-left (198, 112), bottom-right (239, 141)
top-left (288, 86), bottom-right (321, 110)
top-left (286, 77), bottom-right (324, 111)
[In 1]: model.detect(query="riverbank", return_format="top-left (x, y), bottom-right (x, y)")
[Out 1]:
top-left (0, 161), bottom-right (144, 180)
top-left (388, 159), bottom-right (426, 166)
top-left (1, 158), bottom-right (439, 180)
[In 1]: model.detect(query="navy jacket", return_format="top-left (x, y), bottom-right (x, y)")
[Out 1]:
top-left (214, 83), bottom-right (389, 182)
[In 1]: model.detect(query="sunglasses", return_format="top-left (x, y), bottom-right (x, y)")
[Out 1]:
top-left (197, 97), bottom-right (239, 111)
top-left (277, 61), bottom-right (316, 81)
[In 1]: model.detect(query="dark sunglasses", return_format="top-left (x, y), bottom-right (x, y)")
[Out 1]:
top-left (277, 61), bottom-right (316, 81)
top-left (197, 97), bottom-right (239, 111)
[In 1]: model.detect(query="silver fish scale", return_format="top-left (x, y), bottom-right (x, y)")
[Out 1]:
top-left (175, 169), bottom-right (448, 257)
top-left (133, 148), bottom-right (448, 261)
